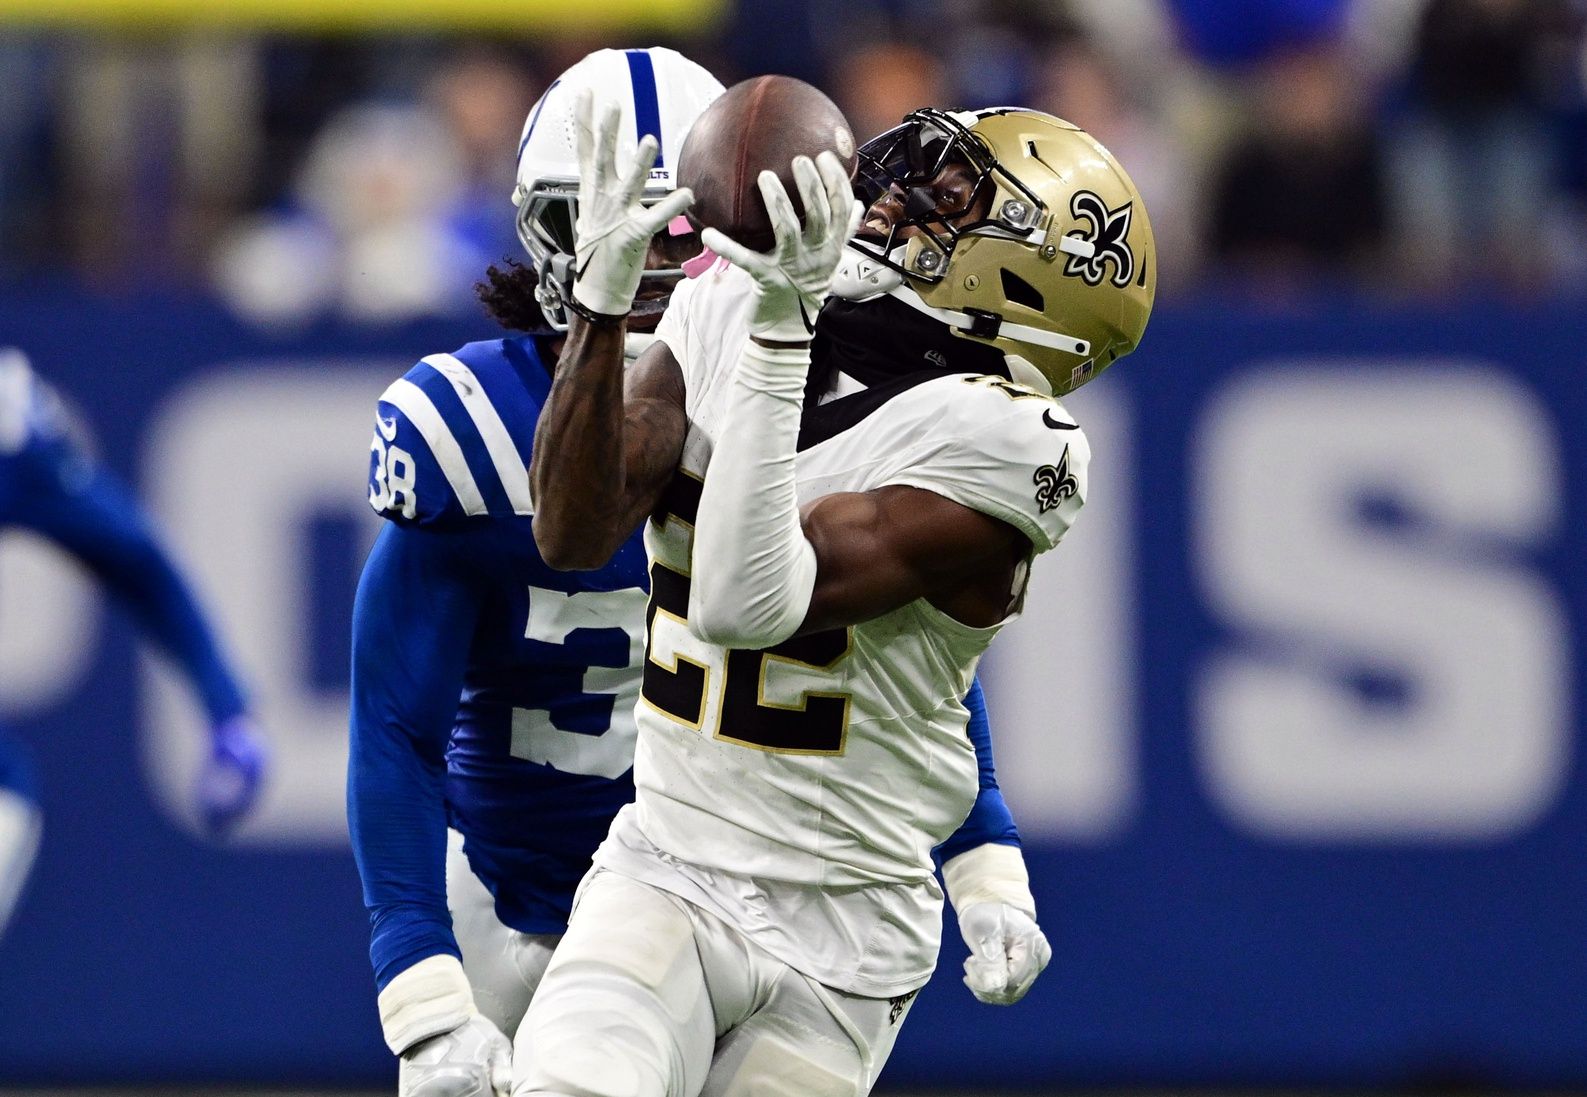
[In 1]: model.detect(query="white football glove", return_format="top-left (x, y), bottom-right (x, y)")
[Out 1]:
top-left (956, 900), bottom-right (1053, 1006)
top-left (398, 1014), bottom-right (512, 1097)
top-left (379, 955), bottom-right (510, 1097)
top-left (700, 151), bottom-right (863, 343)
top-left (570, 90), bottom-right (695, 319)
top-left (943, 844), bottom-right (1051, 1006)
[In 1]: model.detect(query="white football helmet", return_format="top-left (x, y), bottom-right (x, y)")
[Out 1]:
top-left (513, 47), bottom-right (724, 330)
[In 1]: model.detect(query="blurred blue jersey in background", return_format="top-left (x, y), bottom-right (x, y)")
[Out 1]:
top-left (0, 348), bottom-right (265, 939)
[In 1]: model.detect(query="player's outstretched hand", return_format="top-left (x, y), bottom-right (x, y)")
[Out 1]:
top-left (701, 151), bottom-right (863, 344)
top-left (398, 1014), bottom-right (512, 1097)
top-left (194, 714), bottom-right (268, 837)
top-left (956, 901), bottom-right (1053, 1006)
top-left (571, 89), bottom-right (695, 320)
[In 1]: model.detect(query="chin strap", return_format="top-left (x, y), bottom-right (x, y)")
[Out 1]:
top-left (830, 244), bottom-right (906, 302)
top-left (830, 245), bottom-right (1091, 363)
top-left (881, 281), bottom-right (1090, 358)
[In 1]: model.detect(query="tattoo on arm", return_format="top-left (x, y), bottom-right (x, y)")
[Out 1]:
top-left (530, 317), bottom-right (686, 570)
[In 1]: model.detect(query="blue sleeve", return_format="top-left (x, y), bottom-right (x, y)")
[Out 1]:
top-left (934, 675), bottom-right (1021, 868)
top-left (12, 446), bottom-right (247, 724)
top-left (347, 521), bottom-right (482, 990)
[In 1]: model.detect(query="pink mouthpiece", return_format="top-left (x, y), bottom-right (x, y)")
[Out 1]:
top-left (681, 247), bottom-right (721, 279)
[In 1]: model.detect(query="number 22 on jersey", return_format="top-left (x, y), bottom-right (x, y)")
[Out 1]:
top-left (641, 470), bottom-right (852, 755)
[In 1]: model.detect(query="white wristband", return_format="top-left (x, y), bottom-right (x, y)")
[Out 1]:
top-left (689, 339), bottom-right (817, 650)
top-left (942, 843), bottom-right (1037, 920)
top-left (376, 953), bottom-right (476, 1055)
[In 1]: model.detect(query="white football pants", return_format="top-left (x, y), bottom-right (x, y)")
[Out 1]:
top-left (446, 828), bottom-right (561, 1039)
top-left (512, 869), bottom-right (918, 1097)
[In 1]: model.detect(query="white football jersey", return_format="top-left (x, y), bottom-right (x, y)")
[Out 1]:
top-left (593, 264), bottom-right (1089, 996)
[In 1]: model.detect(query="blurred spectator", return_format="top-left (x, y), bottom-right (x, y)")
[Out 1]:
top-left (1033, 32), bottom-right (1203, 292)
top-left (2, 2), bottom-right (1586, 306)
top-left (1206, 39), bottom-right (1388, 294)
top-left (0, 38), bottom-right (60, 278)
top-left (830, 41), bottom-right (949, 144)
top-left (1165, 0), bottom-right (1350, 68)
top-left (212, 101), bottom-right (476, 326)
top-left (1381, 0), bottom-right (1579, 294)
top-left (210, 42), bottom-right (541, 327)
top-left (422, 46), bottom-right (539, 276)
top-left (940, 0), bottom-right (1080, 109)
top-left (828, 0), bottom-right (1078, 143)
top-left (58, 36), bottom-right (260, 288)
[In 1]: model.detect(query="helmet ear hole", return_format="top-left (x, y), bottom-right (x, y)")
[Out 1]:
top-left (999, 268), bottom-right (1044, 313)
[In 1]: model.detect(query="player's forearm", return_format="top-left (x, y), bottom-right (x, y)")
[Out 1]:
top-left (348, 527), bottom-right (473, 987)
top-left (937, 678), bottom-right (1021, 864)
top-left (690, 340), bottom-right (816, 649)
top-left (530, 314), bottom-right (636, 569)
top-left (349, 716), bottom-right (460, 998)
top-left (348, 696), bottom-right (458, 981)
top-left (54, 473), bottom-right (247, 723)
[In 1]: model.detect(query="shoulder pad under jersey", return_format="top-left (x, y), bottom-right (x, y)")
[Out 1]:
top-left (367, 337), bottom-right (550, 528)
top-left (884, 373), bottom-right (1090, 555)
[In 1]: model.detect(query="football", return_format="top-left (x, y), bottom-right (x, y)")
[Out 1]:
top-left (677, 74), bottom-right (859, 253)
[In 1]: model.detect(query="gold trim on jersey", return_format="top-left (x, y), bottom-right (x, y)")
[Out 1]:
top-left (640, 561), bottom-right (712, 731)
top-left (714, 628), bottom-right (854, 756)
top-left (962, 374), bottom-right (1052, 402)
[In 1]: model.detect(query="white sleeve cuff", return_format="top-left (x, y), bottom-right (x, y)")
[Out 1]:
top-left (376, 953), bottom-right (476, 1055)
top-left (942, 843), bottom-right (1037, 919)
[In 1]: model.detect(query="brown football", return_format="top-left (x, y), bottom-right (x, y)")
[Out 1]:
top-left (677, 74), bottom-right (858, 253)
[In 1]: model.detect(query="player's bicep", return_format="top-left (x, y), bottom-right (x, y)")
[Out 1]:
top-left (798, 485), bottom-right (1028, 634)
top-left (350, 524), bottom-right (482, 763)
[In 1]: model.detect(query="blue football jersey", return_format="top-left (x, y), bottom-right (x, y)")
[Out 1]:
top-left (351, 335), bottom-right (650, 987)
top-left (0, 349), bottom-right (247, 726)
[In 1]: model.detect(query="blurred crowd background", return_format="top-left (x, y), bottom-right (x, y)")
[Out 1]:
top-left (3, 1), bottom-right (1587, 1091)
top-left (3, 0), bottom-right (1586, 326)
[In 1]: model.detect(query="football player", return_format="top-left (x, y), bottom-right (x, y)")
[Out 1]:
top-left (519, 98), bottom-right (1154, 1096)
top-left (348, 49), bottom-right (1045, 1097)
top-left (0, 348), bottom-right (266, 938)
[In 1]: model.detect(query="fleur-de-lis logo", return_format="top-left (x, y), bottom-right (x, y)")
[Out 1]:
top-left (1033, 445), bottom-right (1079, 513)
top-left (1063, 190), bottom-right (1135, 288)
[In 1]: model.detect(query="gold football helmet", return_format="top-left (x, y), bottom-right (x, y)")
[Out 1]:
top-left (840, 107), bottom-right (1155, 396)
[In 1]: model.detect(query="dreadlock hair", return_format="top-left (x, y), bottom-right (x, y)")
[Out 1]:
top-left (475, 258), bottom-right (553, 334)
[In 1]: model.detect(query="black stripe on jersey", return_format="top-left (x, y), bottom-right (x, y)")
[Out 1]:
top-left (796, 370), bottom-right (980, 452)
top-left (653, 467), bottom-right (703, 527)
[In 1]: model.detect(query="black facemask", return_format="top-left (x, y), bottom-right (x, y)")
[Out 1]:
top-left (807, 293), bottom-right (1009, 406)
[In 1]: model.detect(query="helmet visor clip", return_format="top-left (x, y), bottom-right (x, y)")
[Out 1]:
top-left (999, 198), bottom-right (1036, 230)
